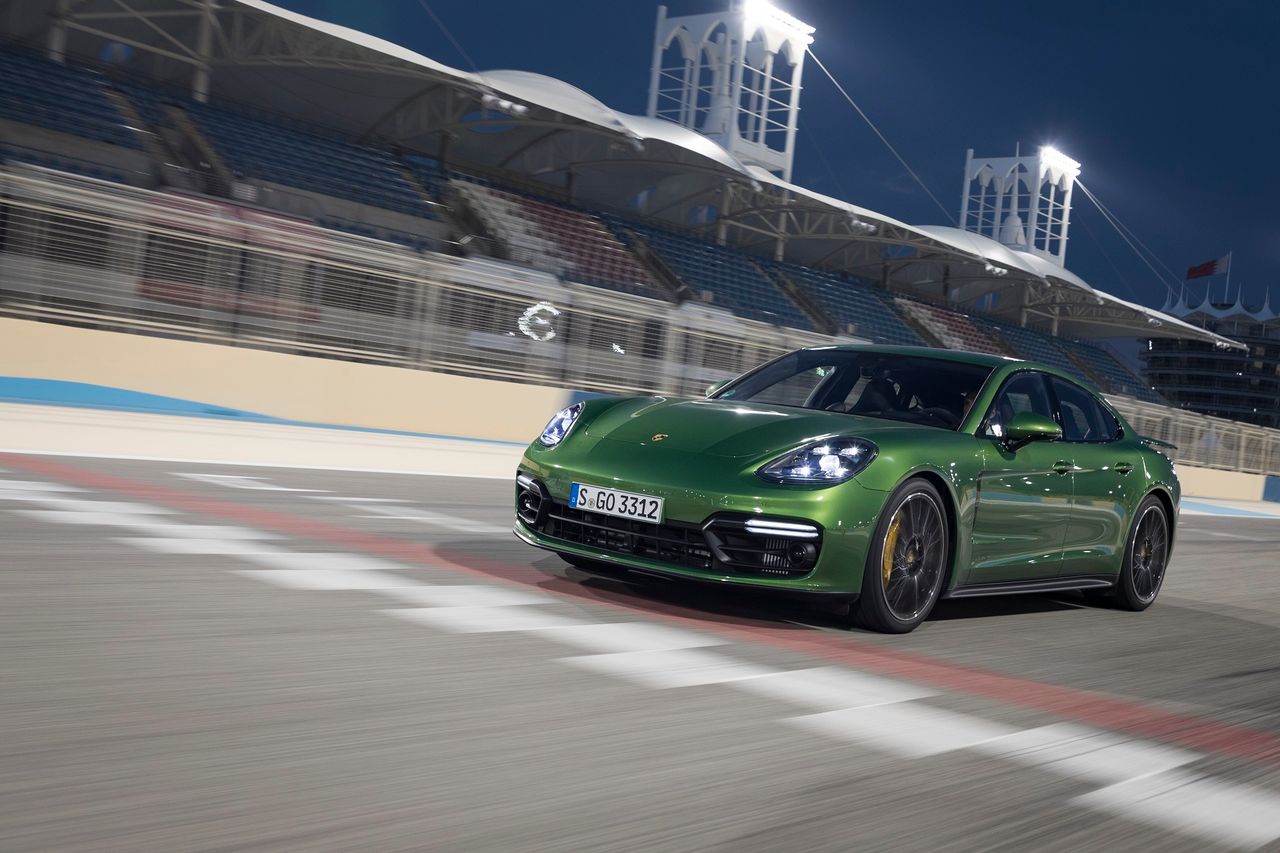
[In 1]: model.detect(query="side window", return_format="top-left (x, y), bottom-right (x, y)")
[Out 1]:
top-left (1050, 378), bottom-right (1121, 442)
top-left (982, 372), bottom-right (1053, 439)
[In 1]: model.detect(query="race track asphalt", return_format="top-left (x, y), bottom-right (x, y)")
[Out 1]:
top-left (2, 453), bottom-right (1279, 852)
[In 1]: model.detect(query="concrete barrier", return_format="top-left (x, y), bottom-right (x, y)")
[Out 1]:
top-left (3, 317), bottom-right (1276, 501)
top-left (1173, 465), bottom-right (1265, 502)
top-left (0, 317), bottom-right (570, 444)
top-left (0, 402), bottom-right (525, 477)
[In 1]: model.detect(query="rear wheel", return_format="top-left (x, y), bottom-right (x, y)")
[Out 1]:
top-left (850, 479), bottom-right (950, 633)
top-left (1109, 496), bottom-right (1170, 611)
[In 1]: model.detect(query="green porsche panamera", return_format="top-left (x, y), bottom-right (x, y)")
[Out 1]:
top-left (513, 345), bottom-right (1178, 633)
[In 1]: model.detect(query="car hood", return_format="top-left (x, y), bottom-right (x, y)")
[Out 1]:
top-left (582, 397), bottom-right (935, 459)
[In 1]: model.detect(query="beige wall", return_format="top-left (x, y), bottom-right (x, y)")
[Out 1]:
top-left (0, 318), bottom-right (565, 443)
top-left (2, 318), bottom-right (1275, 501)
top-left (1175, 465), bottom-right (1265, 501)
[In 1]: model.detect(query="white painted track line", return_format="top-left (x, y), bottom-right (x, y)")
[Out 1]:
top-left (12, 510), bottom-right (279, 539)
top-left (311, 496), bottom-right (411, 503)
top-left (974, 723), bottom-right (1198, 785)
top-left (234, 568), bottom-right (418, 591)
top-left (382, 606), bottom-right (583, 633)
top-left (351, 503), bottom-right (509, 535)
top-left (174, 473), bottom-right (326, 491)
top-left (789, 703), bottom-right (1016, 758)
top-left (118, 537), bottom-right (286, 556)
top-left (376, 585), bottom-right (552, 608)
top-left (1074, 770), bottom-right (1280, 849)
top-left (0, 495), bottom-right (175, 514)
top-left (0, 479), bottom-right (84, 492)
top-left (731, 666), bottom-right (936, 712)
top-left (534, 622), bottom-right (726, 654)
top-left (239, 552), bottom-right (406, 573)
top-left (560, 648), bottom-right (774, 689)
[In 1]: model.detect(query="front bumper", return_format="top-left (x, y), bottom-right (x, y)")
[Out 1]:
top-left (514, 467), bottom-right (884, 595)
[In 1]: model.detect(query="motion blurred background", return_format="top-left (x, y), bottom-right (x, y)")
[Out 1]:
top-left (1, 1), bottom-right (1279, 850)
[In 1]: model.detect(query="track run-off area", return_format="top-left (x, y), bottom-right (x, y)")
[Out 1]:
top-left (3, 451), bottom-right (1280, 851)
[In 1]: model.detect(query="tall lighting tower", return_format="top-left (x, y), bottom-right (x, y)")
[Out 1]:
top-left (647, 0), bottom-right (814, 181)
top-left (959, 146), bottom-right (1081, 265)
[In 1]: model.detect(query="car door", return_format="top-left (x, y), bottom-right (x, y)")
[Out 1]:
top-left (967, 371), bottom-right (1074, 585)
top-left (1048, 377), bottom-right (1137, 578)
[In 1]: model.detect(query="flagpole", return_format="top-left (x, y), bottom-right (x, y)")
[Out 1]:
top-left (1225, 251), bottom-right (1233, 304)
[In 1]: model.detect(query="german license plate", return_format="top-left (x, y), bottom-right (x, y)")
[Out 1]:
top-left (569, 483), bottom-right (663, 524)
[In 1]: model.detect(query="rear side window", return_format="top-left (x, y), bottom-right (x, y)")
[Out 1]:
top-left (1050, 377), bottom-right (1121, 442)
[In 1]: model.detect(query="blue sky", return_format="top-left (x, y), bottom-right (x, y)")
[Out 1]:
top-left (276, 0), bottom-right (1278, 311)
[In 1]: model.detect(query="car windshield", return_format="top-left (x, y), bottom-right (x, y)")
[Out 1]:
top-left (712, 349), bottom-right (995, 431)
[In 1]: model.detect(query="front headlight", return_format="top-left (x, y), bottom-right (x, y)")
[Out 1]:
top-left (757, 437), bottom-right (877, 485)
top-left (538, 402), bottom-right (584, 447)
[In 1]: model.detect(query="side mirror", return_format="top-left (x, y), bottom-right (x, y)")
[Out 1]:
top-left (1004, 412), bottom-right (1062, 450)
top-left (706, 379), bottom-right (730, 398)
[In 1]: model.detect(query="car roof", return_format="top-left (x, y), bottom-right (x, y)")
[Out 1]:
top-left (803, 344), bottom-right (1019, 370)
top-left (803, 344), bottom-right (1108, 395)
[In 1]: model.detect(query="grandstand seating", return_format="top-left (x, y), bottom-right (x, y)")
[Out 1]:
top-left (0, 47), bottom-right (1182, 409)
top-left (402, 154), bottom-right (448, 200)
top-left (612, 220), bottom-right (813, 329)
top-left (973, 317), bottom-right (1081, 376)
top-left (0, 147), bottom-right (126, 183)
top-left (1059, 340), bottom-right (1166, 403)
top-left (182, 99), bottom-right (435, 218)
top-left (0, 47), bottom-right (139, 149)
top-left (766, 262), bottom-right (924, 346)
top-left (114, 80), bottom-right (171, 132)
top-left (894, 298), bottom-right (1009, 355)
top-left (449, 178), bottom-right (668, 300)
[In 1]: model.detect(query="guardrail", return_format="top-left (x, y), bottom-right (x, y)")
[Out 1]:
top-left (3, 165), bottom-right (1279, 477)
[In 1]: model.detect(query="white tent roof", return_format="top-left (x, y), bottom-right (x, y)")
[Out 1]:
top-left (5, 0), bottom-right (1242, 349)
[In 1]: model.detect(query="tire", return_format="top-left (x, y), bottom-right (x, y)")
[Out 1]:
top-left (1109, 495), bottom-right (1171, 611)
top-left (849, 478), bottom-right (951, 634)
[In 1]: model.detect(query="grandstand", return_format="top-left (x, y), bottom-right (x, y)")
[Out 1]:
top-left (612, 220), bottom-right (814, 329)
top-left (450, 179), bottom-right (669, 301)
top-left (1144, 293), bottom-right (1280, 427)
top-left (763, 263), bottom-right (925, 346)
top-left (894, 298), bottom-right (1008, 355)
top-left (0, 46), bottom-right (138, 150)
top-left (0, 0), bottom-right (1244, 416)
top-left (183, 98), bottom-right (436, 219)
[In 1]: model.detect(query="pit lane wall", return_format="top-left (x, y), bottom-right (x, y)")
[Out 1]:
top-left (2, 317), bottom-right (1275, 501)
top-left (0, 317), bottom-right (582, 444)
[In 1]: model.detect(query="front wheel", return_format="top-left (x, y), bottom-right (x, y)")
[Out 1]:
top-left (850, 479), bottom-right (950, 633)
top-left (1109, 496), bottom-right (1171, 611)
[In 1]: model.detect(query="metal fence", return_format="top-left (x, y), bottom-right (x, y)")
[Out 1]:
top-left (3, 165), bottom-right (1279, 477)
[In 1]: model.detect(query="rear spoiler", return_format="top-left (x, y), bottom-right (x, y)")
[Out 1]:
top-left (1140, 436), bottom-right (1177, 452)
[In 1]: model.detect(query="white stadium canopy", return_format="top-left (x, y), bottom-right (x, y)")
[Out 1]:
top-left (0, 0), bottom-right (1242, 348)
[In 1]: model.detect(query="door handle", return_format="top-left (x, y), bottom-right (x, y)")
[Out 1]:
top-left (1114, 462), bottom-right (1134, 475)
top-left (1052, 460), bottom-right (1071, 475)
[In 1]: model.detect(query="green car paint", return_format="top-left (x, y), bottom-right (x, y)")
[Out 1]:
top-left (514, 345), bottom-right (1179, 615)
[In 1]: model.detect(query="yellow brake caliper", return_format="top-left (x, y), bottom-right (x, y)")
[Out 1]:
top-left (882, 513), bottom-right (901, 586)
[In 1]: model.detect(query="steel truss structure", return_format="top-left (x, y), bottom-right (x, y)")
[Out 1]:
top-left (0, 0), bottom-right (1243, 350)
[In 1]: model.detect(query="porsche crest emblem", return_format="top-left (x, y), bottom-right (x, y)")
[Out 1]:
top-left (650, 434), bottom-right (669, 442)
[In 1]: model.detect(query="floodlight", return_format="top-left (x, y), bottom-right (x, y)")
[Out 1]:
top-left (1040, 146), bottom-right (1081, 177)
top-left (742, 0), bottom-right (815, 40)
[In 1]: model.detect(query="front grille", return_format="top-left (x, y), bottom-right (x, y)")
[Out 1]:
top-left (539, 499), bottom-right (714, 571)
top-left (519, 485), bottom-right (822, 579)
